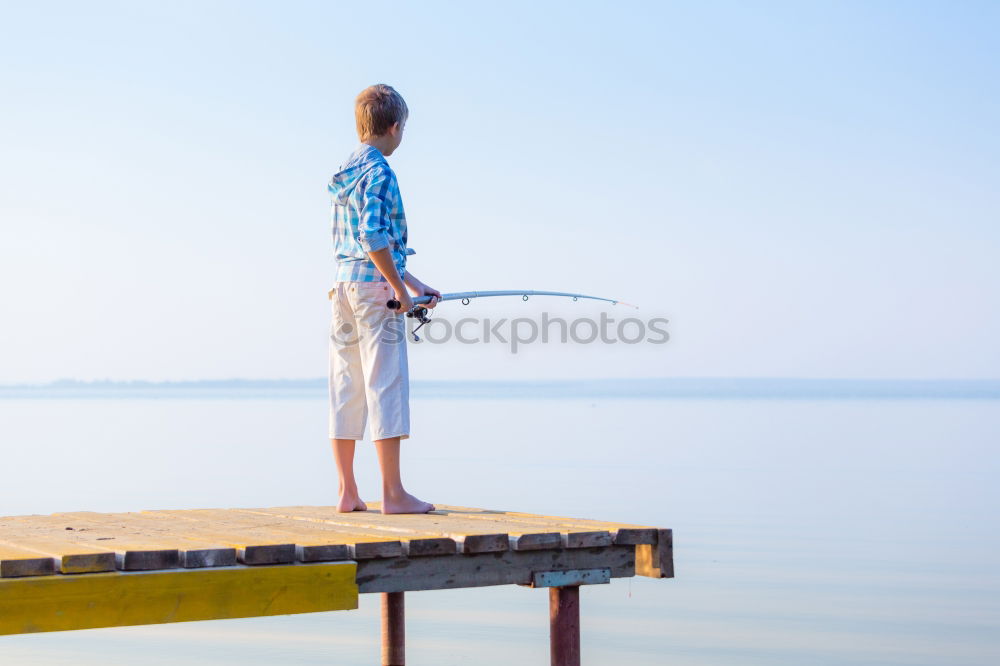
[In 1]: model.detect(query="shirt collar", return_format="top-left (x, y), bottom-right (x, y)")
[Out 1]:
top-left (357, 143), bottom-right (387, 162)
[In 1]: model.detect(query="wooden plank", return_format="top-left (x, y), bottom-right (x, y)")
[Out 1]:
top-left (28, 510), bottom-right (394, 570)
top-left (562, 532), bottom-right (613, 549)
top-left (429, 504), bottom-right (657, 530)
top-left (51, 511), bottom-right (294, 566)
top-left (636, 528), bottom-right (674, 579)
top-left (427, 504), bottom-right (655, 543)
top-left (0, 545), bottom-right (55, 578)
top-left (291, 542), bottom-right (349, 562)
top-left (0, 562), bottom-right (357, 636)
top-left (41, 504), bottom-right (637, 555)
top-left (5, 514), bottom-right (190, 567)
top-left (3, 515), bottom-right (184, 571)
top-left (428, 504), bottom-right (659, 545)
top-left (456, 533), bottom-right (510, 554)
top-left (611, 530), bottom-right (660, 545)
top-left (0, 537), bottom-right (116, 574)
top-left (227, 511), bottom-right (502, 556)
top-left (262, 502), bottom-right (611, 553)
top-left (402, 537), bottom-right (455, 557)
top-left (231, 507), bottom-right (459, 556)
top-left (241, 506), bottom-right (569, 552)
top-left (138, 509), bottom-right (404, 560)
top-left (3, 514), bottom-right (231, 570)
top-left (351, 540), bottom-right (405, 560)
top-left (356, 545), bottom-right (636, 594)
top-left (109, 512), bottom-right (288, 565)
top-left (354, 504), bottom-right (615, 549)
top-left (510, 532), bottom-right (563, 551)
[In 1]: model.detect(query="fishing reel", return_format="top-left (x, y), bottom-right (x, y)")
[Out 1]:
top-left (386, 299), bottom-right (432, 341)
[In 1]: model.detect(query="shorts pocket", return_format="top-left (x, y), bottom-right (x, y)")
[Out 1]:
top-left (350, 282), bottom-right (394, 321)
top-left (357, 282), bottom-right (391, 301)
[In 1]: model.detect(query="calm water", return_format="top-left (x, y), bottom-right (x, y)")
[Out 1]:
top-left (1, 393), bottom-right (998, 664)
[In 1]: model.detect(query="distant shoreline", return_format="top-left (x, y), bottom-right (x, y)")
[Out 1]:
top-left (1, 378), bottom-right (999, 400)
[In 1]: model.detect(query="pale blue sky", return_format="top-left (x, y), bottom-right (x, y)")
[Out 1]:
top-left (1, 0), bottom-right (997, 382)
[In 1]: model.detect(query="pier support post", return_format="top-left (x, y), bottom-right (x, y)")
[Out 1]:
top-left (381, 591), bottom-right (405, 666)
top-left (549, 585), bottom-right (580, 666)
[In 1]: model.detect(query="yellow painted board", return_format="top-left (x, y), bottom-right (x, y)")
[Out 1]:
top-left (0, 561), bottom-right (358, 635)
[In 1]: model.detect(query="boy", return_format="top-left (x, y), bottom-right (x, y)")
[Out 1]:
top-left (326, 84), bottom-right (439, 514)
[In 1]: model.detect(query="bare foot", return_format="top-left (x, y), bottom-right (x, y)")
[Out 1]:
top-left (381, 491), bottom-right (434, 514)
top-left (337, 492), bottom-right (368, 513)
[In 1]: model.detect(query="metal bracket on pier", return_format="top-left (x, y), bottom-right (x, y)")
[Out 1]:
top-left (530, 568), bottom-right (611, 588)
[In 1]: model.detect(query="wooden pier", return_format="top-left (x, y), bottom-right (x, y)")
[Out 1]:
top-left (0, 504), bottom-right (672, 665)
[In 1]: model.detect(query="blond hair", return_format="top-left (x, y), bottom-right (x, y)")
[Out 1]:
top-left (355, 84), bottom-right (408, 141)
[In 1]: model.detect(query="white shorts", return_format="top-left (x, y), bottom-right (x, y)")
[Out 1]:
top-left (328, 280), bottom-right (410, 441)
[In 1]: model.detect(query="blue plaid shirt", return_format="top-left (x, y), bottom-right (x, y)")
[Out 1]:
top-left (328, 144), bottom-right (413, 282)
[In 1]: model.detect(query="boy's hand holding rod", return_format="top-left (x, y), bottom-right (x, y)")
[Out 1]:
top-left (368, 245), bottom-right (440, 313)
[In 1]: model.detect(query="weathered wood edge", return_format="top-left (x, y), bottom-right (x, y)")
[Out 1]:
top-left (636, 529), bottom-right (674, 579)
top-left (457, 533), bottom-right (510, 554)
top-left (356, 545), bottom-right (637, 594)
top-left (562, 531), bottom-right (613, 548)
top-left (352, 541), bottom-right (404, 560)
top-left (403, 538), bottom-right (457, 557)
top-left (613, 528), bottom-right (659, 545)
top-left (0, 540), bottom-right (118, 576)
top-left (511, 533), bottom-right (563, 551)
top-left (430, 505), bottom-right (661, 536)
top-left (0, 551), bottom-right (56, 578)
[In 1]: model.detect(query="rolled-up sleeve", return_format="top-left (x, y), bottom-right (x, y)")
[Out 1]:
top-left (356, 167), bottom-right (392, 253)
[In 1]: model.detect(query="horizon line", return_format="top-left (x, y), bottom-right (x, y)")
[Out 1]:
top-left (2, 377), bottom-right (999, 401)
top-left (3, 376), bottom-right (1000, 388)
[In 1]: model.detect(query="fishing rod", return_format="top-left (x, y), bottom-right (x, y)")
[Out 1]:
top-left (387, 290), bottom-right (637, 341)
